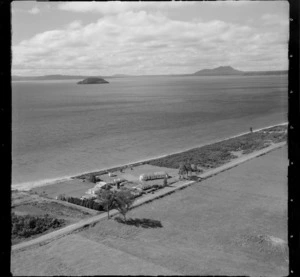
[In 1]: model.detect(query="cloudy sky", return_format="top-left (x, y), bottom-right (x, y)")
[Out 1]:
top-left (12, 1), bottom-right (289, 76)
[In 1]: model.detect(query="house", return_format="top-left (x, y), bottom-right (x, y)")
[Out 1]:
top-left (94, 181), bottom-right (108, 189)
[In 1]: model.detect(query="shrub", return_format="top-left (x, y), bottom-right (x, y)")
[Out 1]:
top-left (11, 213), bottom-right (65, 240)
top-left (57, 194), bottom-right (67, 201)
top-left (88, 175), bottom-right (97, 183)
top-left (57, 195), bottom-right (103, 211)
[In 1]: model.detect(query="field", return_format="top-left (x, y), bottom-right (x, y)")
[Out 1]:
top-left (29, 179), bottom-right (97, 199)
top-left (11, 191), bottom-right (96, 245)
top-left (11, 146), bottom-right (288, 276)
top-left (78, 146), bottom-right (288, 276)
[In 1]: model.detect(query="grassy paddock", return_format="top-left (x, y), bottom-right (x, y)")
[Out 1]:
top-left (75, 124), bottom-right (287, 179)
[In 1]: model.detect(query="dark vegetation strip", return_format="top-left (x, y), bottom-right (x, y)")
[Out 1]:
top-left (74, 125), bottom-right (287, 180)
top-left (11, 213), bottom-right (65, 244)
top-left (57, 195), bottom-right (104, 211)
top-left (147, 125), bottom-right (287, 169)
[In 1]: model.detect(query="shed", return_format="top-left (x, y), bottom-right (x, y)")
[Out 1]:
top-left (139, 171), bottom-right (169, 181)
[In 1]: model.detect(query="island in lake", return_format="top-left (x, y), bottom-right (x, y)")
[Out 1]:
top-left (77, 77), bottom-right (109, 84)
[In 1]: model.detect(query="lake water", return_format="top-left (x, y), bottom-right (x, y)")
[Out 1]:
top-left (12, 75), bottom-right (287, 189)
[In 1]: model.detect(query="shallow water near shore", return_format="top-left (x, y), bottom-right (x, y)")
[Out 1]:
top-left (12, 75), bottom-right (287, 189)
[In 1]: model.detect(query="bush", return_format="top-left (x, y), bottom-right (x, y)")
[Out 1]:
top-left (57, 194), bottom-right (67, 201)
top-left (11, 213), bottom-right (65, 240)
top-left (88, 175), bottom-right (97, 183)
top-left (57, 195), bottom-right (104, 211)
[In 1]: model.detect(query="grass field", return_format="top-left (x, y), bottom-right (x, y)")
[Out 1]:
top-left (11, 146), bottom-right (288, 276)
top-left (78, 146), bottom-right (288, 276)
top-left (11, 191), bottom-right (96, 245)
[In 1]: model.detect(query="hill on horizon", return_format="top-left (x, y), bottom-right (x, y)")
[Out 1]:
top-left (193, 66), bottom-right (287, 76)
top-left (12, 75), bottom-right (92, 81)
top-left (12, 66), bottom-right (287, 81)
top-left (12, 74), bottom-right (129, 81)
top-left (193, 66), bottom-right (243, 76)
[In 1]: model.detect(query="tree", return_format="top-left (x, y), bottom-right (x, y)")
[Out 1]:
top-left (185, 162), bottom-right (192, 177)
top-left (178, 163), bottom-right (187, 179)
top-left (163, 176), bottom-right (168, 187)
top-left (114, 190), bottom-right (135, 222)
top-left (196, 164), bottom-right (203, 174)
top-left (97, 189), bottom-right (116, 219)
top-left (89, 175), bottom-right (97, 183)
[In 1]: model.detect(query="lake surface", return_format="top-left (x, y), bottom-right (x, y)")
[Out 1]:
top-left (12, 75), bottom-right (287, 189)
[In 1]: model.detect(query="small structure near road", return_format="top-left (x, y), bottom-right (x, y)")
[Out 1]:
top-left (80, 194), bottom-right (97, 200)
top-left (139, 171), bottom-right (169, 182)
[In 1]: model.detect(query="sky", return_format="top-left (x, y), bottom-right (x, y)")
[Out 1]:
top-left (11, 1), bottom-right (289, 76)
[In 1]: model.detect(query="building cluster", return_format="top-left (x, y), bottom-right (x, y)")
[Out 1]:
top-left (80, 171), bottom-right (169, 200)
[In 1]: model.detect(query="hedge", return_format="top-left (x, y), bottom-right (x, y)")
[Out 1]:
top-left (57, 194), bottom-right (104, 211)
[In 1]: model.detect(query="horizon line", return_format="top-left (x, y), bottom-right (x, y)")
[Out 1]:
top-left (12, 68), bottom-right (288, 78)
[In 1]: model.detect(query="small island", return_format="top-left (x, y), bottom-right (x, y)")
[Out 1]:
top-left (77, 77), bottom-right (109, 84)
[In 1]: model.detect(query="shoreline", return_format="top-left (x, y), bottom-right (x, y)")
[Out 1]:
top-left (12, 122), bottom-right (287, 191)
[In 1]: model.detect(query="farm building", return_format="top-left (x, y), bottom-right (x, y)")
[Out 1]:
top-left (80, 194), bottom-right (97, 200)
top-left (139, 171), bottom-right (169, 181)
top-left (94, 182), bottom-right (108, 189)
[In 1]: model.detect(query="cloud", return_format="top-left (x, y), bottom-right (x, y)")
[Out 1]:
top-left (261, 13), bottom-right (289, 27)
top-left (66, 20), bottom-right (82, 29)
top-left (12, 10), bottom-right (288, 76)
top-left (28, 7), bottom-right (40, 15)
top-left (58, 1), bottom-right (194, 14)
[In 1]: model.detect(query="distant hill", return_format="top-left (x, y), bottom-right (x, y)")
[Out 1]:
top-left (12, 67), bottom-right (287, 81)
top-left (77, 77), bottom-right (109, 84)
top-left (12, 74), bottom-right (128, 81)
top-left (193, 66), bottom-right (287, 76)
top-left (194, 66), bottom-right (243, 76)
top-left (12, 75), bottom-right (91, 81)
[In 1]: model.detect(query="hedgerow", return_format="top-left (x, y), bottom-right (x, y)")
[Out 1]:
top-left (11, 213), bottom-right (64, 239)
top-left (57, 194), bottom-right (104, 211)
